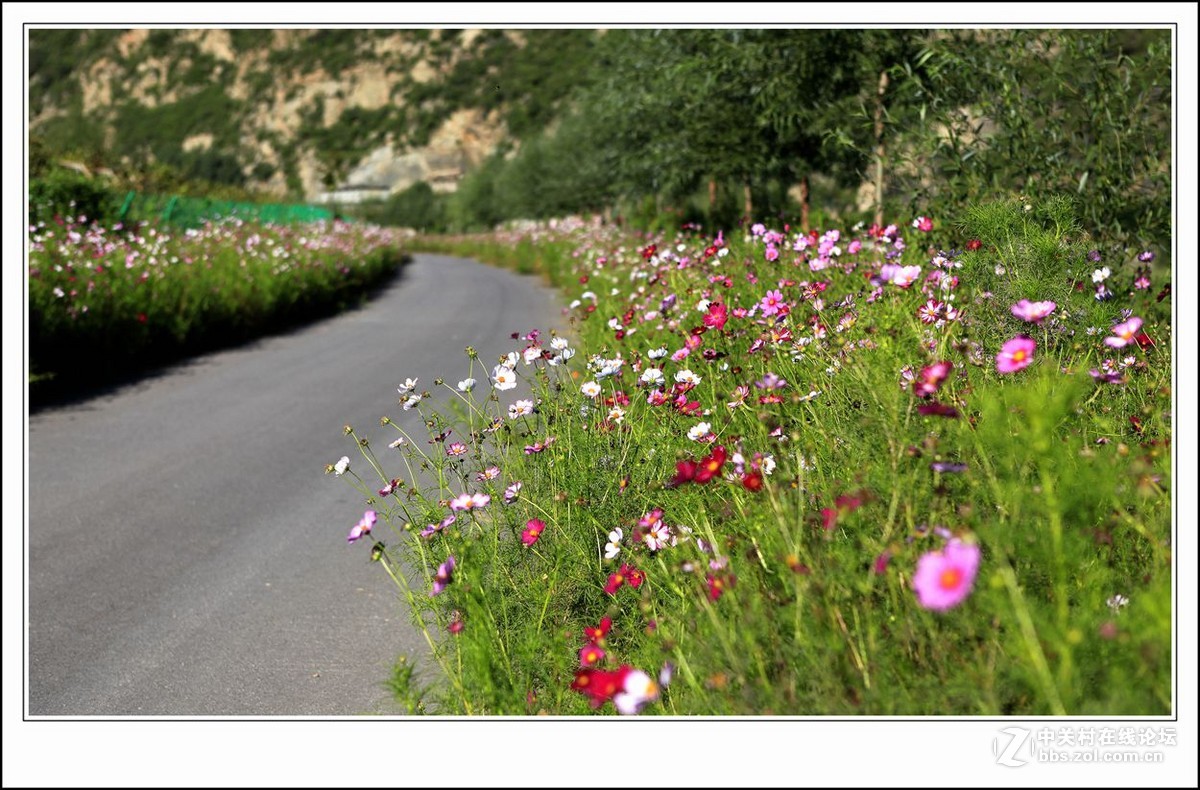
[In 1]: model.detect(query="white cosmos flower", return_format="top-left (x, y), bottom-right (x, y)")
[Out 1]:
top-left (581, 381), bottom-right (602, 398)
top-left (492, 365), bottom-right (517, 391)
top-left (501, 351), bottom-right (520, 369)
top-left (640, 368), bottom-right (664, 386)
top-left (1092, 267), bottom-right (1111, 283)
top-left (396, 377), bottom-right (419, 395)
top-left (675, 369), bottom-right (701, 386)
top-left (458, 378), bottom-right (476, 392)
top-left (333, 456), bottom-right (350, 476)
top-left (508, 399), bottom-right (535, 418)
top-left (402, 394), bottom-right (423, 410)
top-left (687, 422), bottom-right (712, 441)
top-left (647, 347), bottom-right (668, 360)
top-left (607, 406), bottom-right (626, 424)
top-left (550, 336), bottom-right (570, 351)
top-left (761, 455), bottom-right (776, 475)
top-left (614, 669), bottom-right (659, 715)
top-left (605, 527), bottom-right (623, 559)
top-left (696, 298), bottom-right (711, 312)
top-left (523, 346), bottom-right (543, 364)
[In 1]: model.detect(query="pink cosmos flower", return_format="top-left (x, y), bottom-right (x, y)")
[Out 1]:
top-left (996, 336), bottom-right (1036, 373)
top-left (579, 644), bottom-right (605, 667)
top-left (913, 216), bottom-right (934, 232)
top-left (347, 510), bottom-right (377, 543)
top-left (431, 555), bottom-right (456, 596)
top-left (758, 289), bottom-right (786, 317)
top-left (914, 360), bottom-right (953, 398)
top-left (449, 492), bottom-right (490, 512)
top-left (1105, 317), bottom-right (1143, 348)
top-left (1011, 299), bottom-right (1057, 323)
top-left (912, 539), bottom-right (980, 611)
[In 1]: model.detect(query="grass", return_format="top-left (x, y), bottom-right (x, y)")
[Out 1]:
top-left (333, 200), bottom-right (1171, 715)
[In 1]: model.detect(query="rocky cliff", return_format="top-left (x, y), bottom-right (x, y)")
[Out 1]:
top-left (29, 28), bottom-right (593, 200)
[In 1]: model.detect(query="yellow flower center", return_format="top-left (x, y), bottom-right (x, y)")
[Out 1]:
top-left (939, 568), bottom-right (963, 590)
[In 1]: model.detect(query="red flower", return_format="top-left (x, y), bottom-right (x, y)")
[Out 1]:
top-left (694, 445), bottom-right (727, 484)
top-left (604, 571), bottom-right (626, 596)
top-left (571, 665), bottom-right (633, 707)
top-left (668, 459), bottom-right (698, 488)
top-left (917, 402), bottom-right (959, 418)
top-left (706, 573), bottom-right (735, 602)
top-left (966, 239), bottom-right (982, 251)
top-left (703, 302), bottom-right (728, 330)
top-left (623, 564), bottom-right (646, 589)
top-left (741, 471), bottom-right (763, 491)
top-left (583, 616), bottom-right (612, 642)
top-left (521, 518), bottom-right (545, 546)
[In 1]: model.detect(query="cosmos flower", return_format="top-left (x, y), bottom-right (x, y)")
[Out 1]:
top-left (1105, 317), bottom-right (1143, 348)
top-left (912, 539), bottom-right (980, 611)
top-left (521, 519), bottom-right (546, 547)
top-left (431, 555), bottom-right (456, 596)
top-left (996, 336), bottom-right (1036, 373)
top-left (1010, 299), bottom-right (1057, 323)
top-left (346, 510), bottom-right (377, 543)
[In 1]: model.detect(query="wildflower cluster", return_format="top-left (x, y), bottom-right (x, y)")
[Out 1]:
top-left (332, 201), bottom-right (1171, 716)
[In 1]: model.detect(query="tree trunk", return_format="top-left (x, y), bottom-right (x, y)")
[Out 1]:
top-left (708, 178), bottom-right (718, 218)
top-left (873, 70), bottom-right (889, 228)
top-left (743, 182), bottom-right (753, 222)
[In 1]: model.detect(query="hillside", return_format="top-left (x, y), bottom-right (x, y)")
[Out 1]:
top-left (28, 28), bottom-right (598, 200)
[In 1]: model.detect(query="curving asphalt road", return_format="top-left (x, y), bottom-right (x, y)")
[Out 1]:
top-left (27, 253), bottom-right (562, 716)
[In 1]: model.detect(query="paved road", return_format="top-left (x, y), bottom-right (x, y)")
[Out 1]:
top-left (27, 254), bottom-right (561, 716)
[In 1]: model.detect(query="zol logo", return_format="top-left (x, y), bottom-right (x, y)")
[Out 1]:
top-left (993, 727), bottom-right (1032, 767)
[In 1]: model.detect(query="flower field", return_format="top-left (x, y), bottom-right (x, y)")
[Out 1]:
top-left (28, 216), bottom-right (408, 396)
top-left (332, 197), bottom-right (1172, 715)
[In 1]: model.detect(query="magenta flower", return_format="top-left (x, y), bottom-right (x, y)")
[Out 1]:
top-left (521, 518), bottom-right (545, 546)
top-left (995, 336), bottom-right (1036, 373)
top-left (431, 555), bottom-right (456, 596)
top-left (1010, 299), bottom-right (1057, 323)
top-left (1105, 316), bottom-right (1143, 348)
top-left (912, 539), bottom-right (980, 611)
top-left (913, 216), bottom-right (934, 232)
top-left (347, 510), bottom-right (377, 543)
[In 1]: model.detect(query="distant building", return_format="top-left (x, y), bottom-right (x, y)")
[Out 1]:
top-left (313, 184), bottom-right (392, 205)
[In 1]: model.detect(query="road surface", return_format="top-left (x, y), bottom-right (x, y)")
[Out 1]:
top-left (27, 253), bottom-right (561, 716)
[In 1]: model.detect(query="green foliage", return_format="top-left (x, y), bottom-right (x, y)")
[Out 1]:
top-left (886, 29), bottom-right (1171, 247)
top-left (29, 169), bottom-right (122, 226)
top-left (352, 181), bottom-right (448, 231)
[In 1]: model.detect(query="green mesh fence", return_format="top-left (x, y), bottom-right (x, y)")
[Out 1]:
top-left (117, 191), bottom-right (335, 228)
